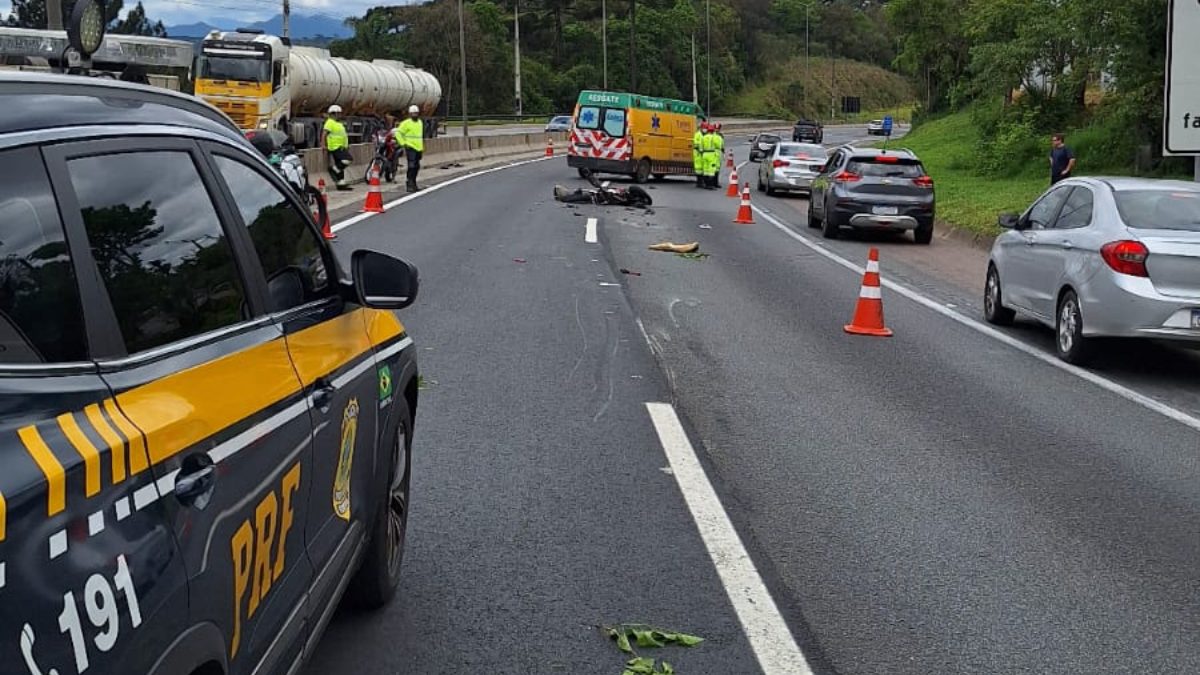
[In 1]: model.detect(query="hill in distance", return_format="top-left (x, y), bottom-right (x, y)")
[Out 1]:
top-left (165, 13), bottom-right (351, 39)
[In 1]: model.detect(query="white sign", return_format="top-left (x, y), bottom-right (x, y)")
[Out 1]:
top-left (1166, 0), bottom-right (1200, 154)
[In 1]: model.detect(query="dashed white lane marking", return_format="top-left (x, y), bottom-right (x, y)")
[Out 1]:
top-left (332, 156), bottom-right (555, 233)
top-left (115, 497), bottom-right (131, 521)
top-left (753, 206), bottom-right (1200, 435)
top-left (48, 530), bottom-right (67, 559)
top-left (87, 511), bottom-right (104, 537)
top-left (585, 217), bottom-right (598, 244)
top-left (645, 402), bottom-right (814, 675)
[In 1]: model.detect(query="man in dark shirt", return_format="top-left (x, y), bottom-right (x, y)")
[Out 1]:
top-left (1049, 133), bottom-right (1076, 184)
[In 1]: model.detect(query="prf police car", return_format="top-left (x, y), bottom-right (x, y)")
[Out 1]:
top-left (0, 5), bottom-right (420, 674)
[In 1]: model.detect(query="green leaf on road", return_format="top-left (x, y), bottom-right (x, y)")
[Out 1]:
top-left (668, 632), bottom-right (705, 647)
top-left (609, 627), bottom-right (633, 654)
top-left (660, 661), bottom-right (675, 674)
top-left (634, 629), bottom-right (666, 648)
top-left (625, 657), bottom-right (657, 673)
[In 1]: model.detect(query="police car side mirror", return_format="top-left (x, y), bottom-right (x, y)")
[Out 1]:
top-left (352, 250), bottom-right (419, 310)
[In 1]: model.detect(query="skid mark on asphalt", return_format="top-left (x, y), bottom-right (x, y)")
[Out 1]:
top-left (645, 402), bottom-right (814, 675)
top-left (753, 205), bottom-right (1200, 437)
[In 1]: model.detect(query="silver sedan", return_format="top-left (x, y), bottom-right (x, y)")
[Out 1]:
top-left (985, 177), bottom-right (1200, 364)
top-left (757, 142), bottom-right (827, 196)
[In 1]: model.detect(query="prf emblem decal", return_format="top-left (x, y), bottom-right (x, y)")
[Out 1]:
top-left (332, 399), bottom-right (360, 522)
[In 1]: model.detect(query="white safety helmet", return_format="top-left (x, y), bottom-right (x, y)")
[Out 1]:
top-left (408, 105), bottom-right (420, 115)
top-left (328, 104), bottom-right (343, 114)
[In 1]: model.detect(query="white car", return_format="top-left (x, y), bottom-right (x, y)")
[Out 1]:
top-left (867, 119), bottom-right (886, 136)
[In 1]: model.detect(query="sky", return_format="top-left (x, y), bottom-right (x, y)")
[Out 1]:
top-left (124, 0), bottom-right (385, 26)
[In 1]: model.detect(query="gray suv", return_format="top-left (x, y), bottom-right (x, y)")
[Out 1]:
top-left (807, 147), bottom-right (936, 244)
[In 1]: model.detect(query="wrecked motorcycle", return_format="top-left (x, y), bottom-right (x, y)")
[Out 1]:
top-left (554, 170), bottom-right (653, 208)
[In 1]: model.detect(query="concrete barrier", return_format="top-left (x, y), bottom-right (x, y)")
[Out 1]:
top-left (299, 121), bottom-right (788, 183)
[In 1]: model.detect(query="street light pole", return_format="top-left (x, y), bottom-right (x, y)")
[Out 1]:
top-left (705, 0), bottom-right (710, 114)
top-left (514, 0), bottom-right (522, 116)
top-left (629, 0), bottom-right (637, 92)
top-left (602, 0), bottom-right (608, 89)
top-left (459, 0), bottom-right (469, 145)
top-left (804, 3), bottom-right (810, 117)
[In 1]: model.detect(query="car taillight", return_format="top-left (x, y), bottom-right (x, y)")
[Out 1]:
top-left (772, 159), bottom-right (789, 168)
top-left (834, 171), bottom-right (861, 182)
top-left (1100, 240), bottom-right (1150, 277)
top-left (874, 155), bottom-right (899, 163)
top-left (913, 175), bottom-right (934, 188)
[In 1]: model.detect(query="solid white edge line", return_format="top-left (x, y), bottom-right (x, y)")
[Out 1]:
top-left (645, 402), bottom-right (814, 675)
top-left (752, 204), bottom-right (1200, 435)
top-left (585, 217), bottom-right (598, 244)
top-left (331, 156), bottom-right (556, 233)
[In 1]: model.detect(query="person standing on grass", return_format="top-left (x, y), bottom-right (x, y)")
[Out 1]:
top-left (1050, 133), bottom-right (1076, 185)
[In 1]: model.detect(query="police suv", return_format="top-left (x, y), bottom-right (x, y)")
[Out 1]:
top-left (0, 70), bottom-right (421, 675)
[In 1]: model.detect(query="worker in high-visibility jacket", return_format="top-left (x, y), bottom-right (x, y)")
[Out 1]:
top-left (395, 104), bottom-right (425, 192)
top-left (692, 122), bottom-right (705, 188)
top-left (700, 124), bottom-right (720, 190)
top-left (320, 104), bottom-right (353, 190)
top-left (710, 123), bottom-right (726, 189)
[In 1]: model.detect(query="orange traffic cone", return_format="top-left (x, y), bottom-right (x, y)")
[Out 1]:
top-left (844, 248), bottom-right (893, 337)
top-left (317, 179), bottom-right (335, 240)
top-left (726, 168), bottom-right (740, 197)
top-left (361, 165), bottom-right (385, 213)
top-left (733, 183), bottom-right (754, 224)
top-left (726, 151), bottom-right (734, 169)
top-left (545, 138), bottom-right (554, 157)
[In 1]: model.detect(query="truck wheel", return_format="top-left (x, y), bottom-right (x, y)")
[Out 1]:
top-left (633, 159), bottom-right (652, 184)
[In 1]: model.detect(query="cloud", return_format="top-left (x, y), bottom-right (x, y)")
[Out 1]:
top-left (139, 0), bottom-right (388, 27)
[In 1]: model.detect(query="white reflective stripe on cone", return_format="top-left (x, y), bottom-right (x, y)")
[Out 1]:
top-left (866, 260), bottom-right (880, 273)
top-left (859, 286), bottom-right (882, 300)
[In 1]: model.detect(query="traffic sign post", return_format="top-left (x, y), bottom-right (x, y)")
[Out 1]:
top-left (1165, 0), bottom-right (1200, 174)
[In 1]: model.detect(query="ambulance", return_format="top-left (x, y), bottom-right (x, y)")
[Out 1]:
top-left (567, 90), bottom-right (705, 183)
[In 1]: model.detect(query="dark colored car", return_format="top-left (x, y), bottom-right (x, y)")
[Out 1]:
top-left (0, 71), bottom-right (421, 675)
top-left (792, 119), bottom-right (823, 143)
top-left (748, 133), bottom-right (782, 162)
top-left (807, 147), bottom-right (936, 244)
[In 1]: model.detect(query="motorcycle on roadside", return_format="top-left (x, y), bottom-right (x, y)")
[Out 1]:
top-left (365, 129), bottom-right (400, 184)
top-left (246, 129), bottom-right (323, 213)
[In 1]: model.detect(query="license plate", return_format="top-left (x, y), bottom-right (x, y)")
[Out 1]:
top-left (873, 205), bottom-right (899, 216)
top-left (1192, 309), bottom-right (1200, 329)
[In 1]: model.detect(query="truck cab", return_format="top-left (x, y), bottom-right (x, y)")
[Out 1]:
top-left (196, 29), bottom-right (290, 132)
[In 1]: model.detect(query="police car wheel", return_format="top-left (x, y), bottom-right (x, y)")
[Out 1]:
top-left (347, 409), bottom-right (412, 609)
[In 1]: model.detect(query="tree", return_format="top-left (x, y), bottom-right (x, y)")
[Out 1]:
top-left (110, 2), bottom-right (167, 37)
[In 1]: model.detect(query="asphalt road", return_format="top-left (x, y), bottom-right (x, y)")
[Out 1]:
top-left (305, 128), bottom-right (1200, 674)
top-left (437, 118), bottom-right (789, 137)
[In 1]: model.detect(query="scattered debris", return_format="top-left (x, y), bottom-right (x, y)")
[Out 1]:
top-left (620, 268), bottom-right (642, 277)
top-left (438, 162), bottom-right (465, 169)
top-left (698, 223), bottom-right (712, 230)
top-left (513, 258), bottom-right (527, 263)
top-left (649, 241), bottom-right (700, 254)
top-left (676, 252), bottom-right (710, 260)
top-left (417, 375), bottom-right (438, 390)
top-left (604, 625), bottom-right (704, 675)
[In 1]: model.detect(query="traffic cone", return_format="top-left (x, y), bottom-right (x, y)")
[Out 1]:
top-left (844, 248), bottom-right (893, 337)
top-left (726, 151), bottom-right (734, 169)
top-left (545, 138), bottom-right (554, 157)
top-left (361, 165), bottom-right (385, 213)
top-left (317, 179), bottom-right (335, 240)
top-left (733, 183), bottom-right (754, 224)
top-left (726, 168), bottom-right (740, 197)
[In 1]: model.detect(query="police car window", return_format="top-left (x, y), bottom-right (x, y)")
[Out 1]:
top-left (0, 147), bottom-right (86, 364)
top-left (213, 156), bottom-right (332, 312)
top-left (68, 151), bottom-right (247, 355)
top-left (577, 106), bottom-right (601, 130)
top-left (603, 109), bottom-right (626, 137)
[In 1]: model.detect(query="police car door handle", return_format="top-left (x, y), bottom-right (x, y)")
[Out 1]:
top-left (312, 376), bottom-right (336, 409)
top-left (175, 456), bottom-right (216, 508)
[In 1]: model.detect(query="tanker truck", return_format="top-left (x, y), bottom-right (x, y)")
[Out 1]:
top-left (196, 28), bottom-right (442, 148)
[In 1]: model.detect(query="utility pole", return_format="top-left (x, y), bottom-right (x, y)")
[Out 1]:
top-left (705, 0), bottom-right (711, 114)
top-left (47, 0), bottom-right (63, 30)
top-left (514, 0), bottom-right (522, 116)
top-left (459, 0), bottom-right (469, 146)
top-left (691, 33), bottom-right (698, 104)
top-left (804, 2), bottom-right (810, 117)
top-left (283, 0), bottom-right (291, 39)
top-left (629, 0), bottom-right (636, 92)
top-left (830, 49), bottom-right (836, 121)
top-left (602, 0), bottom-right (608, 89)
